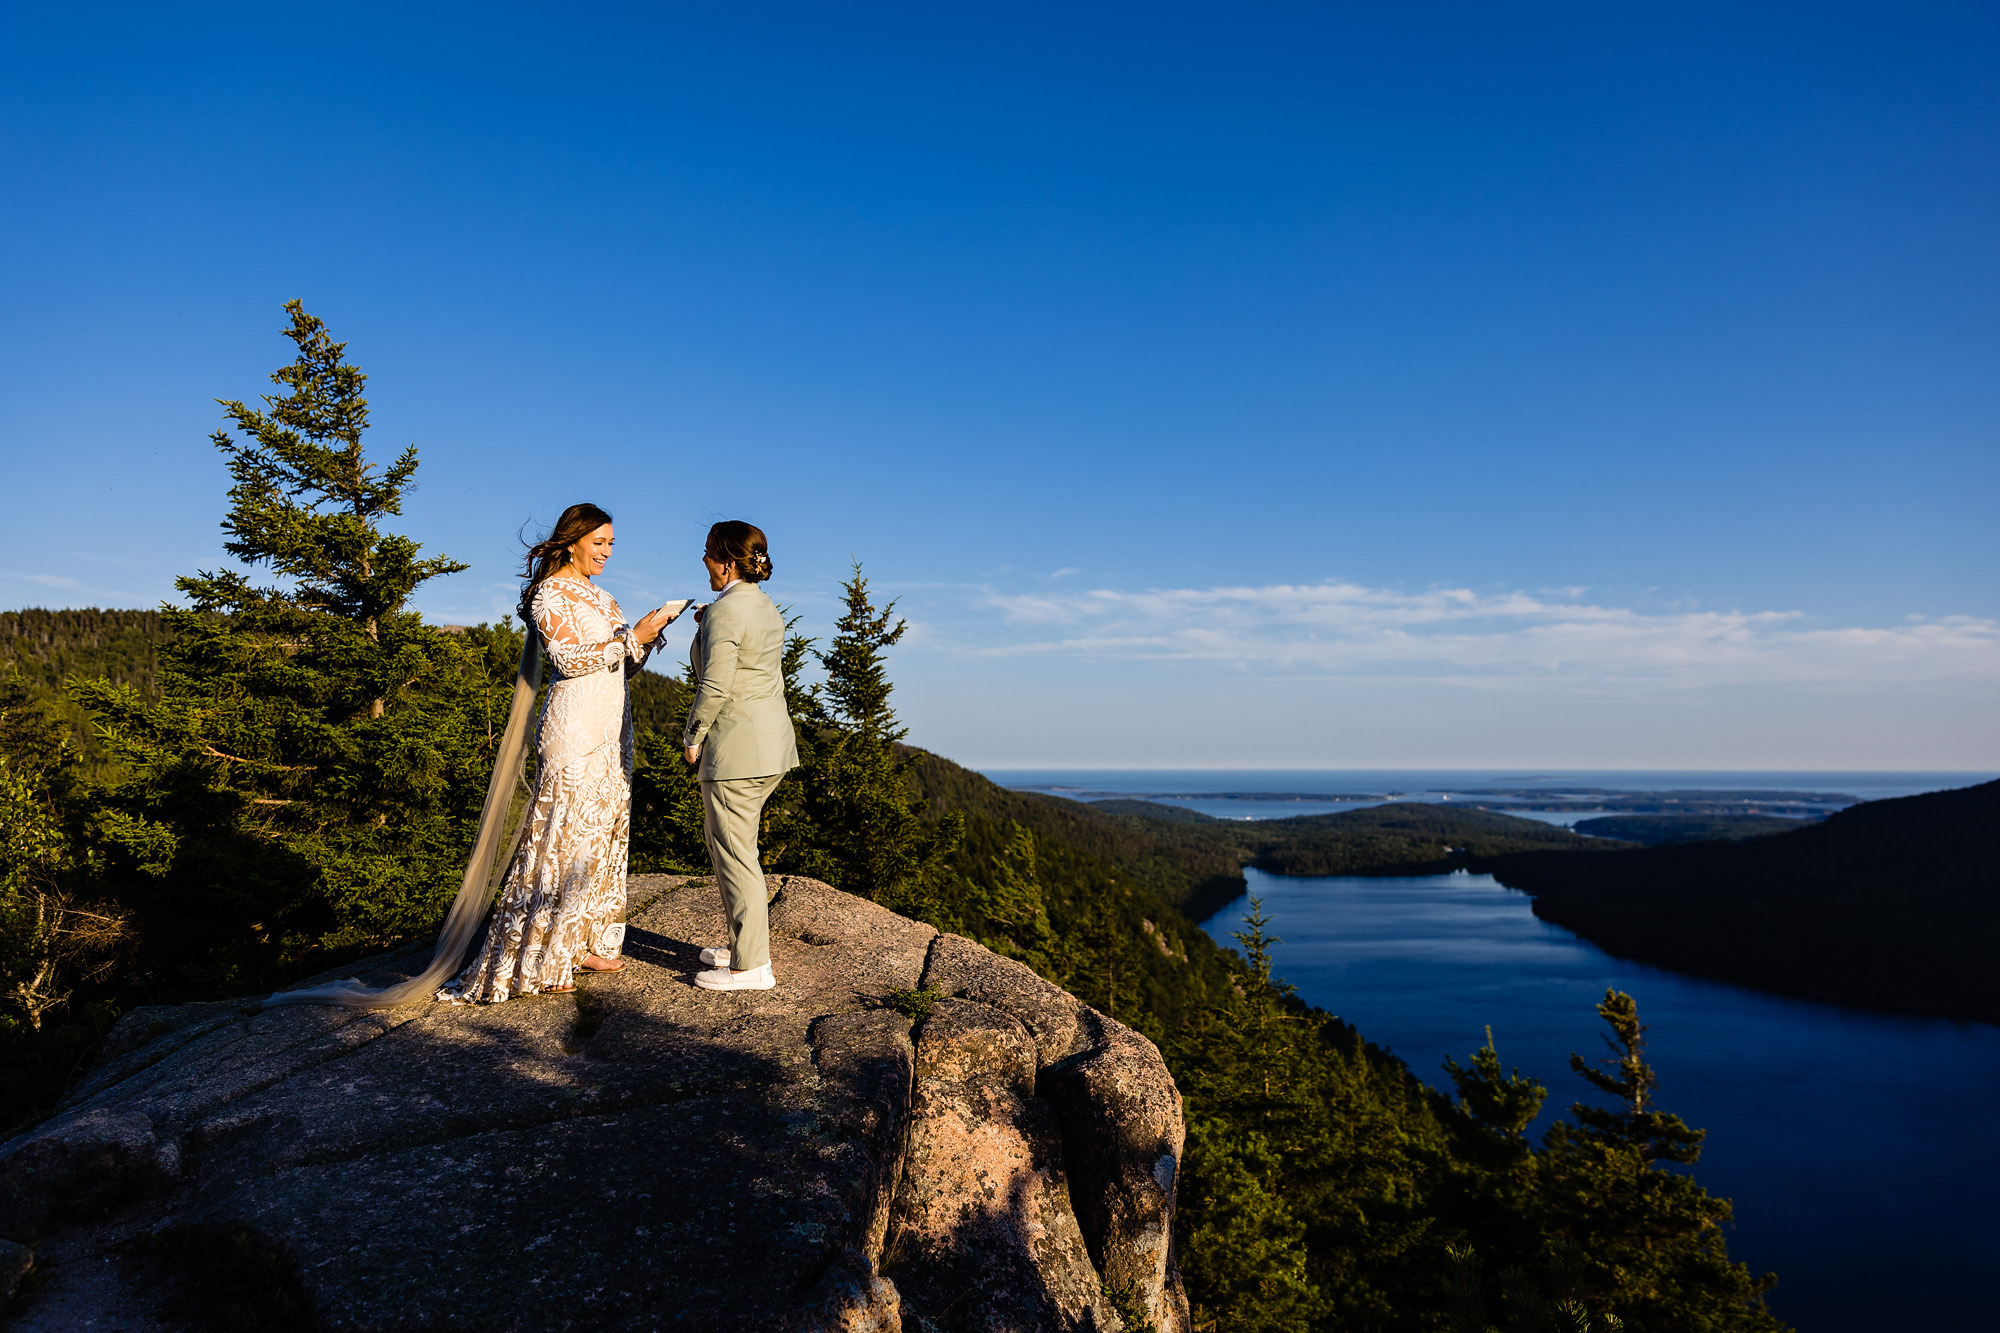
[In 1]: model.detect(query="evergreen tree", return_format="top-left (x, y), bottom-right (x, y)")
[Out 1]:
top-left (1445, 1027), bottom-right (1549, 1154)
top-left (1534, 991), bottom-right (1784, 1332)
top-left (1435, 1028), bottom-right (1554, 1307)
top-left (773, 565), bottom-right (961, 918)
top-left (1178, 1118), bottom-right (1331, 1332)
top-left (961, 821), bottom-right (1058, 972)
top-left (0, 676), bottom-right (129, 1130)
top-left (0, 675), bottom-right (128, 1031)
top-left (72, 303), bottom-right (514, 994)
top-left (1171, 897), bottom-right (1459, 1330)
top-left (1560, 991), bottom-right (1703, 1165)
top-left (1070, 869), bottom-right (1135, 1020)
top-left (0, 609), bottom-right (171, 777)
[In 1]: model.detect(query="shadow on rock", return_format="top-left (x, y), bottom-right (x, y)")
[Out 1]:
top-left (1, 876), bottom-right (1185, 1333)
top-left (1, 875), bottom-right (927, 1332)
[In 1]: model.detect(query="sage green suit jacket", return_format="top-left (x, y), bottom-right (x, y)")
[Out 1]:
top-left (683, 582), bottom-right (801, 782)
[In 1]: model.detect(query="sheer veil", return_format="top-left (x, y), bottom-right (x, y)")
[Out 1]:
top-left (265, 630), bottom-right (545, 1008)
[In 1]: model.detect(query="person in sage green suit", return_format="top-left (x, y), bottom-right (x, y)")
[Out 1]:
top-left (683, 520), bottom-right (800, 992)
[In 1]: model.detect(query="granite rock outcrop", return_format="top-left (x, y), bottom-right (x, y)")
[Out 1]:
top-left (0, 876), bottom-right (1187, 1332)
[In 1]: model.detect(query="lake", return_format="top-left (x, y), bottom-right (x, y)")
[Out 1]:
top-left (988, 767), bottom-right (2000, 1328)
top-left (1198, 868), bottom-right (2000, 1333)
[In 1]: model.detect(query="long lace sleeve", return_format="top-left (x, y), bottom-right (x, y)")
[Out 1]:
top-left (607, 594), bottom-right (654, 677)
top-left (532, 581), bottom-right (630, 677)
top-left (600, 594), bottom-right (657, 679)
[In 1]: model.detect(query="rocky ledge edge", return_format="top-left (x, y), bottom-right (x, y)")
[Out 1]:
top-left (0, 875), bottom-right (1188, 1333)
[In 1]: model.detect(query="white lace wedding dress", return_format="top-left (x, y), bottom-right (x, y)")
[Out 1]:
top-left (439, 576), bottom-right (651, 1003)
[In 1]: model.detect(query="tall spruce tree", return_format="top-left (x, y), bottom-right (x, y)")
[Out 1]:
top-left (1533, 991), bottom-right (1784, 1332)
top-left (775, 565), bottom-right (961, 918)
top-left (1445, 1028), bottom-right (1549, 1154)
top-left (75, 303), bottom-right (513, 994)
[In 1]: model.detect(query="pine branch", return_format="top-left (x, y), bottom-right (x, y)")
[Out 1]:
top-left (201, 745), bottom-right (315, 772)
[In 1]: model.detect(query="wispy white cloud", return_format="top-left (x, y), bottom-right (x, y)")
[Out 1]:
top-left (958, 580), bottom-right (2000, 689)
top-left (0, 570), bottom-right (163, 608)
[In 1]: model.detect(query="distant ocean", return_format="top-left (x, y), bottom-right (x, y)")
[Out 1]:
top-left (977, 769), bottom-right (1992, 824)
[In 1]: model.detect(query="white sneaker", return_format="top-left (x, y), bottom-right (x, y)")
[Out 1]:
top-left (699, 947), bottom-right (730, 968)
top-left (695, 963), bottom-right (775, 991)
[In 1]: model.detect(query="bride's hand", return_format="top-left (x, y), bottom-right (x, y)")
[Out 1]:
top-left (634, 604), bottom-right (677, 644)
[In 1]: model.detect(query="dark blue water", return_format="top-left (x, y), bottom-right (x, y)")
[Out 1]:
top-left (1199, 868), bottom-right (2000, 1333)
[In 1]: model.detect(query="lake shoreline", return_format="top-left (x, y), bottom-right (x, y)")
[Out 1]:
top-left (1202, 877), bottom-right (2000, 1030)
top-left (1197, 867), bottom-right (2000, 1333)
top-left (994, 769), bottom-right (2000, 1026)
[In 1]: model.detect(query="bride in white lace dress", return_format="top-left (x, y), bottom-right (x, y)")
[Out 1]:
top-left (440, 503), bottom-right (682, 1003)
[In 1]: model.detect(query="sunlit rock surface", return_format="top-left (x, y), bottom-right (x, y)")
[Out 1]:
top-left (1, 875), bottom-right (1187, 1332)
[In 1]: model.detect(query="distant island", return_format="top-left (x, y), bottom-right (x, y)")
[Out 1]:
top-left (1017, 784), bottom-right (1388, 803)
top-left (1016, 783), bottom-right (1861, 819)
top-left (1455, 789), bottom-right (1857, 818)
top-left (1572, 814), bottom-right (1815, 845)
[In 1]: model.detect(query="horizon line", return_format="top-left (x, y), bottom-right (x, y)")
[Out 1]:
top-left (959, 762), bottom-right (2000, 776)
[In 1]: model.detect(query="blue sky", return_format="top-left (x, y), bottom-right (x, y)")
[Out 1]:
top-left (3, 3), bottom-right (1995, 768)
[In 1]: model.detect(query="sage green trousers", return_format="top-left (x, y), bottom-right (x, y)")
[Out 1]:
top-left (699, 772), bottom-right (785, 972)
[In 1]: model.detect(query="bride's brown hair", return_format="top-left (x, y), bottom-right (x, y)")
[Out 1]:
top-left (706, 520), bottom-right (772, 583)
top-left (519, 502), bottom-right (613, 619)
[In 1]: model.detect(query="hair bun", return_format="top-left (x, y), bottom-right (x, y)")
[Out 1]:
top-left (707, 520), bottom-right (773, 582)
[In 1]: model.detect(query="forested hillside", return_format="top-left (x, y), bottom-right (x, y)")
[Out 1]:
top-left (1492, 780), bottom-right (2000, 1023)
top-left (626, 663), bottom-right (684, 737)
top-left (913, 756), bottom-right (1249, 921)
top-left (911, 778), bottom-right (1613, 923)
top-left (0, 609), bottom-right (171, 773)
top-left (0, 609), bottom-right (169, 697)
top-left (1243, 802), bottom-right (1607, 877)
